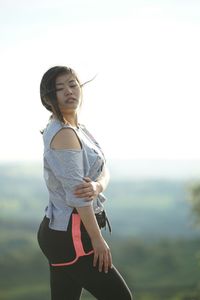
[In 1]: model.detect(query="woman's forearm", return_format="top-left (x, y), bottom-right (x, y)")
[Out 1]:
top-left (96, 164), bottom-right (110, 193)
top-left (76, 206), bottom-right (102, 240)
top-left (76, 205), bottom-right (112, 273)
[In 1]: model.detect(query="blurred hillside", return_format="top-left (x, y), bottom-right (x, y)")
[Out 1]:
top-left (107, 159), bottom-right (200, 180)
top-left (1, 160), bottom-right (200, 300)
top-left (0, 160), bottom-right (199, 239)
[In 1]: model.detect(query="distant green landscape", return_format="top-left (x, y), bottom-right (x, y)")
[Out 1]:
top-left (0, 162), bottom-right (200, 299)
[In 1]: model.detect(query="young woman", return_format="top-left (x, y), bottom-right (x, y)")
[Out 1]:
top-left (37, 66), bottom-right (133, 300)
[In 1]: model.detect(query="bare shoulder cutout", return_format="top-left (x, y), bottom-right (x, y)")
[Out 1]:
top-left (50, 128), bottom-right (82, 150)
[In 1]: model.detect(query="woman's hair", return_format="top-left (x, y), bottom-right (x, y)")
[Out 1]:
top-left (40, 66), bottom-right (81, 123)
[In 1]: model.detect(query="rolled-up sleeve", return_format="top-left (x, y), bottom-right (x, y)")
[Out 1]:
top-left (45, 148), bottom-right (92, 208)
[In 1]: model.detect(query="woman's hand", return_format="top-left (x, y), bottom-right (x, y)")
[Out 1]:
top-left (91, 235), bottom-right (112, 273)
top-left (74, 177), bottom-right (102, 201)
top-left (76, 206), bottom-right (112, 273)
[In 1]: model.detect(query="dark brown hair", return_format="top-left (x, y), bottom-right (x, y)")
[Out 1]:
top-left (40, 66), bottom-right (81, 123)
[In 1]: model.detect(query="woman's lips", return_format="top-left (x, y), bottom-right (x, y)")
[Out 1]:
top-left (65, 97), bottom-right (77, 103)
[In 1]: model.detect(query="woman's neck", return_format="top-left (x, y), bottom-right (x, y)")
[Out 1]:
top-left (64, 114), bottom-right (78, 127)
top-left (54, 112), bottom-right (78, 127)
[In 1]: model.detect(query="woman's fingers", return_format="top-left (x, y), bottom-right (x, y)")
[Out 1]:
top-left (83, 177), bottom-right (92, 182)
top-left (98, 253), bottom-right (104, 272)
top-left (74, 185), bottom-right (90, 195)
top-left (93, 252), bottom-right (99, 267)
top-left (103, 252), bottom-right (109, 273)
top-left (74, 188), bottom-right (94, 200)
top-left (92, 238), bottom-right (112, 274)
top-left (93, 250), bottom-right (112, 273)
top-left (74, 182), bottom-right (89, 191)
top-left (103, 248), bottom-right (112, 273)
top-left (75, 175), bottom-right (92, 189)
top-left (108, 250), bottom-right (113, 268)
top-left (74, 180), bottom-right (99, 200)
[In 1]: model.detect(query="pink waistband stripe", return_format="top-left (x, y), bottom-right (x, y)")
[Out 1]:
top-left (51, 213), bottom-right (93, 267)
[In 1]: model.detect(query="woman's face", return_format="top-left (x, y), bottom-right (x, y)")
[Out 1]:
top-left (55, 73), bottom-right (82, 114)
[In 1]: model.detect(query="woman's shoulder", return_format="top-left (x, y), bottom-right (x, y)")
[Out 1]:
top-left (42, 118), bottom-right (62, 137)
top-left (50, 126), bottom-right (82, 150)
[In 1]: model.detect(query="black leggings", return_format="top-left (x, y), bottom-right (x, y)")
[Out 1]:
top-left (38, 216), bottom-right (133, 300)
top-left (50, 255), bottom-right (132, 300)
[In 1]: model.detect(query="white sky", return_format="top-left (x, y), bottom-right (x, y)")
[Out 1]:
top-left (1, 0), bottom-right (200, 161)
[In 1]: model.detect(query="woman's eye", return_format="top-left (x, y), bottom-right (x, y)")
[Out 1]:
top-left (70, 83), bottom-right (78, 87)
top-left (55, 82), bottom-right (78, 91)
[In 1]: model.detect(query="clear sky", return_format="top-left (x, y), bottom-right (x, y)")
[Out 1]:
top-left (1, 0), bottom-right (200, 161)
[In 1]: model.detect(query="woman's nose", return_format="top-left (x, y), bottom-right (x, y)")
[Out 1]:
top-left (64, 87), bottom-right (72, 95)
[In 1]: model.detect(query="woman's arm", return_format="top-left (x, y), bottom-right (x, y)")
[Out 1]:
top-left (96, 164), bottom-right (110, 192)
top-left (74, 165), bottom-right (112, 272)
top-left (73, 164), bottom-right (110, 200)
top-left (76, 205), bottom-right (112, 273)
